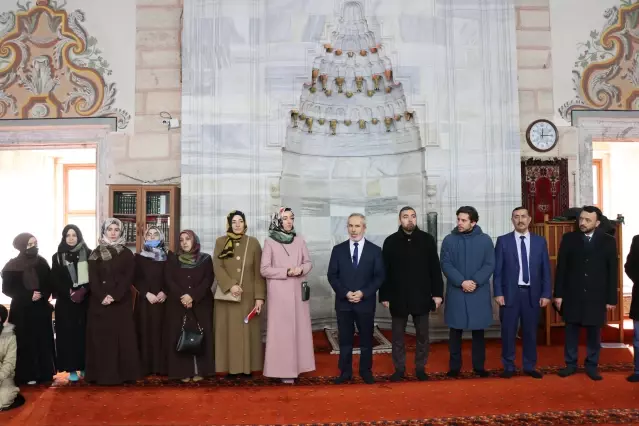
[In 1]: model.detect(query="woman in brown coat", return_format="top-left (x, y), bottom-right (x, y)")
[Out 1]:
top-left (134, 226), bottom-right (168, 377)
top-left (213, 211), bottom-right (266, 377)
top-left (85, 218), bottom-right (140, 385)
top-left (165, 230), bottom-right (214, 382)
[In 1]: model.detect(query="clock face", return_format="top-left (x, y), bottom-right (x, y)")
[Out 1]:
top-left (527, 120), bottom-right (558, 152)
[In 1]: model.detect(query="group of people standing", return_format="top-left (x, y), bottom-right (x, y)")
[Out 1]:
top-left (0, 202), bottom-right (637, 411)
top-left (331, 205), bottom-right (638, 384)
top-left (0, 206), bottom-right (316, 403)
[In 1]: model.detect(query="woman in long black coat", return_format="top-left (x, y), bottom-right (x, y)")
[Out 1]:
top-left (134, 226), bottom-right (168, 376)
top-left (51, 225), bottom-right (92, 382)
top-left (1, 233), bottom-right (55, 385)
top-left (85, 219), bottom-right (140, 385)
top-left (165, 230), bottom-right (214, 382)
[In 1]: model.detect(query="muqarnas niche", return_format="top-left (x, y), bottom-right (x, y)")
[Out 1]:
top-left (280, 1), bottom-right (429, 329)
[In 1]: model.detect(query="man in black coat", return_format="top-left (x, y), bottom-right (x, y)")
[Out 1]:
top-left (624, 234), bottom-right (639, 383)
top-left (554, 205), bottom-right (618, 381)
top-left (379, 206), bottom-right (444, 381)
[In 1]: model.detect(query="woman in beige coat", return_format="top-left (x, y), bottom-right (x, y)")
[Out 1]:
top-left (0, 305), bottom-right (25, 411)
top-left (213, 210), bottom-right (266, 377)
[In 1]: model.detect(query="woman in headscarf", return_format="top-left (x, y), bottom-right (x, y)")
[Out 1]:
top-left (0, 305), bottom-right (25, 411)
top-left (260, 207), bottom-right (314, 383)
top-left (134, 226), bottom-right (168, 377)
top-left (85, 218), bottom-right (140, 385)
top-left (165, 230), bottom-right (214, 382)
top-left (51, 225), bottom-right (92, 382)
top-left (213, 210), bottom-right (266, 377)
top-left (1, 233), bottom-right (55, 385)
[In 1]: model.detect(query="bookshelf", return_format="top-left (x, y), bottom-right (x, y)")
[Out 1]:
top-left (108, 185), bottom-right (180, 252)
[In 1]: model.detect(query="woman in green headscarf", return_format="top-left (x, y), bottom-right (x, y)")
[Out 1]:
top-left (213, 211), bottom-right (266, 377)
top-left (165, 230), bottom-right (214, 382)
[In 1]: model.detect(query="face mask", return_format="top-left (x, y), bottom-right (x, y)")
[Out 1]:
top-left (25, 247), bottom-right (38, 257)
top-left (146, 240), bottom-right (161, 248)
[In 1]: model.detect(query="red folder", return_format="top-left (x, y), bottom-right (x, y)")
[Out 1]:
top-left (244, 306), bottom-right (258, 323)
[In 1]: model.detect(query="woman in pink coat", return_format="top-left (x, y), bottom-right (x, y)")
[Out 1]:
top-left (260, 207), bottom-right (315, 383)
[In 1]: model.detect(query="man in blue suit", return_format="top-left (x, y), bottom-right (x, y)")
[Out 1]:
top-left (327, 213), bottom-right (385, 384)
top-left (494, 206), bottom-right (551, 379)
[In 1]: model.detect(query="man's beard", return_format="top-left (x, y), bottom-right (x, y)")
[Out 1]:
top-left (580, 225), bottom-right (595, 234)
top-left (402, 223), bottom-right (415, 233)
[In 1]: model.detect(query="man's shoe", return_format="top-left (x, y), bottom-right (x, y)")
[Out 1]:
top-left (389, 371), bottom-right (404, 382)
top-left (524, 370), bottom-right (543, 379)
top-left (446, 369), bottom-right (460, 378)
top-left (415, 370), bottom-right (429, 381)
top-left (586, 368), bottom-right (602, 381)
top-left (626, 373), bottom-right (639, 383)
top-left (474, 369), bottom-right (490, 378)
top-left (499, 370), bottom-right (514, 379)
top-left (333, 375), bottom-right (352, 385)
top-left (558, 366), bottom-right (577, 377)
top-left (361, 374), bottom-right (375, 384)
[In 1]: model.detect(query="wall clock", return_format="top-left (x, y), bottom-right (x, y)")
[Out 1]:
top-left (526, 119), bottom-right (558, 152)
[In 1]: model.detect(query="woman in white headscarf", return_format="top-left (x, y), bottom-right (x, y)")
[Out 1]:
top-left (134, 226), bottom-right (168, 377)
top-left (85, 218), bottom-right (140, 385)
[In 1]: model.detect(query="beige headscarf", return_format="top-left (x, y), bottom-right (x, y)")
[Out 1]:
top-left (89, 218), bottom-right (127, 261)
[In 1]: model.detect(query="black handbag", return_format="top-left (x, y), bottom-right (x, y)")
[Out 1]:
top-left (176, 309), bottom-right (204, 354)
top-left (301, 281), bottom-right (310, 302)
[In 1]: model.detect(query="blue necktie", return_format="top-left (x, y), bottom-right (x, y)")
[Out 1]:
top-left (352, 242), bottom-right (359, 268)
top-left (520, 236), bottom-right (529, 284)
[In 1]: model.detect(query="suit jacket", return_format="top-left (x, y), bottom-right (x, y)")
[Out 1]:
top-left (493, 231), bottom-right (551, 307)
top-left (327, 239), bottom-right (385, 313)
top-left (554, 229), bottom-right (618, 326)
top-left (625, 235), bottom-right (639, 320)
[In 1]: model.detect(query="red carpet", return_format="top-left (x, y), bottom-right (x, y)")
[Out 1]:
top-left (1, 326), bottom-right (637, 425)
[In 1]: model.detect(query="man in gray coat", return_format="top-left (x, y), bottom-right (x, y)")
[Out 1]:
top-left (441, 206), bottom-right (495, 377)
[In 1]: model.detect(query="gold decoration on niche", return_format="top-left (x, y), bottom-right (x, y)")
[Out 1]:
top-left (318, 118), bottom-right (325, 125)
top-left (355, 76), bottom-right (363, 92)
top-left (0, 0), bottom-right (130, 128)
top-left (358, 119), bottom-right (366, 130)
top-left (344, 119), bottom-right (351, 126)
top-left (345, 91), bottom-right (353, 98)
top-left (371, 118), bottom-right (379, 125)
top-left (290, 109), bottom-right (299, 127)
top-left (329, 119), bottom-right (337, 135)
top-left (384, 117), bottom-right (393, 132)
top-left (305, 117), bottom-right (313, 133)
top-left (335, 77), bottom-right (345, 93)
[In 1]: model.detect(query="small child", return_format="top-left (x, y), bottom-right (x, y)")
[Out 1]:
top-left (0, 305), bottom-right (25, 411)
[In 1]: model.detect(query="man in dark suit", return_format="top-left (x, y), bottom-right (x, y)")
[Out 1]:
top-left (624, 234), bottom-right (639, 383)
top-left (379, 206), bottom-right (443, 382)
top-left (554, 205), bottom-right (618, 381)
top-left (327, 213), bottom-right (385, 384)
top-left (494, 206), bottom-right (551, 379)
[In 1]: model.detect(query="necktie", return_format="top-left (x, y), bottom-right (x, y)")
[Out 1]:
top-left (352, 242), bottom-right (359, 268)
top-left (520, 236), bottom-right (529, 284)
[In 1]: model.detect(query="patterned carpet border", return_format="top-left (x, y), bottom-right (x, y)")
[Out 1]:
top-left (253, 408), bottom-right (639, 425)
top-left (324, 325), bottom-right (392, 355)
top-left (49, 362), bottom-right (635, 388)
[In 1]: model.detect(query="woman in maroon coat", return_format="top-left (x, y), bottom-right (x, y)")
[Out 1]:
top-left (165, 230), bottom-right (214, 382)
top-left (134, 226), bottom-right (168, 376)
top-left (85, 218), bottom-right (140, 385)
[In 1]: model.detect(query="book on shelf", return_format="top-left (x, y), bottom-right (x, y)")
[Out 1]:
top-left (146, 194), bottom-right (169, 215)
top-left (118, 219), bottom-right (137, 243)
top-left (113, 193), bottom-right (137, 215)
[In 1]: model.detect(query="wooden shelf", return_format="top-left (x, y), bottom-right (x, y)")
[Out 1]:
top-left (108, 185), bottom-right (180, 253)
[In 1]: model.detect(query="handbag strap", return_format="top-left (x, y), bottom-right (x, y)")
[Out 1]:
top-left (182, 308), bottom-right (203, 333)
top-left (238, 237), bottom-right (250, 289)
